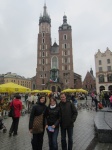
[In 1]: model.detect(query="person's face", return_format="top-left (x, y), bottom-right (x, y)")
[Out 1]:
top-left (50, 99), bottom-right (56, 106)
top-left (40, 97), bottom-right (45, 103)
top-left (60, 94), bottom-right (66, 102)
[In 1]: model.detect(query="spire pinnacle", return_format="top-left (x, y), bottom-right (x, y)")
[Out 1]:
top-left (39, 3), bottom-right (51, 25)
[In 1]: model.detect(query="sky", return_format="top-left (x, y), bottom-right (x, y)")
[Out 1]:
top-left (0, 0), bottom-right (112, 81)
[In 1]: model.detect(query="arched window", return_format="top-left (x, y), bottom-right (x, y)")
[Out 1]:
top-left (108, 85), bottom-right (112, 91)
top-left (52, 56), bottom-right (58, 69)
top-left (99, 75), bottom-right (104, 83)
top-left (42, 59), bottom-right (45, 64)
top-left (42, 52), bottom-right (45, 57)
top-left (107, 74), bottom-right (112, 82)
top-left (100, 86), bottom-right (105, 92)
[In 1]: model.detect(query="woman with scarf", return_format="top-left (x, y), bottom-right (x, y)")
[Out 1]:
top-left (29, 95), bottom-right (47, 150)
top-left (45, 97), bottom-right (60, 150)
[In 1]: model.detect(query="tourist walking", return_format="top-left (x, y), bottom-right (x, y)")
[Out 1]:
top-left (29, 96), bottom-right (47, 150)
top-left (9, 94), bottom-right (22, 136)
top-left (104, 92), bottom-right (110, 107)
top-left (59, 93), bottom-right (78, 150)
top-left (27, 93), bottom-right (34, 113)
top-left (45, 97), bottom-right (60, 150)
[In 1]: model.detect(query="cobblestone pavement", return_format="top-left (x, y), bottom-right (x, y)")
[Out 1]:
top-left (0, 98), bottom-right (112, 150)
top-left (0, 109), bottom-right (96, 150)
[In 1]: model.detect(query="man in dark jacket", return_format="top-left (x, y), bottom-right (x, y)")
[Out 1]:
top-left (59, 93), bottom-right (78, 150)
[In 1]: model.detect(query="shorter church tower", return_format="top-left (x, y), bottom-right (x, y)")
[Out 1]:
top-left (58, 15), bottom-right (74, 89)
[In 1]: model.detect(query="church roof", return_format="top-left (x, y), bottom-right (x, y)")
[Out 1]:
top-left (53, 42), bottom-right (58, 47)
top-left (51, 42), bottom-right (59, 53)
top-left (59, 15), bottom-right (71, 30)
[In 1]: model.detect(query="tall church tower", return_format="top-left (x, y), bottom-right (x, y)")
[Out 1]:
top-left (36, 4), bottom-right (51, 90)
top-left (36, 4), bottom-right (74, 91)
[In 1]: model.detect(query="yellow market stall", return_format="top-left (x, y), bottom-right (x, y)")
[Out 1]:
top-left (0, 82), bottom-right (31, 93)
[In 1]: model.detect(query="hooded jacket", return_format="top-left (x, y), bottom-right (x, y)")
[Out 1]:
top-left (10, 99), bottom-right (22, 118)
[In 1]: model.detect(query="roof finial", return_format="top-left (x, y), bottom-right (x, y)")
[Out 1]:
top-left (43, 1), bottom-right (47, 16)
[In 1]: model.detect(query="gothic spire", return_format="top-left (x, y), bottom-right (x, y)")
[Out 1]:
top-left (39, 3), bottom-right (51, 25)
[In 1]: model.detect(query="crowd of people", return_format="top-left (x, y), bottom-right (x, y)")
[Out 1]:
top-left (91, 90), bottom-right (112, 112)
top-left (1, 89), bottom-right (112, 150)
top-left (0, 92), bottom-right (78, 150)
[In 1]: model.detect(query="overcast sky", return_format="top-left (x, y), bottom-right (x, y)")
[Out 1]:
top-left (0, 0), bottom-right (112, 80)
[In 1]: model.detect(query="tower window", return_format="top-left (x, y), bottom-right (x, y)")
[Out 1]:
top-left (42, 33), bottom-right (45, 37)
top-left (65, 58), bottom-right (67, 63)
top-left (42, 45), bottom-right (44, 50)
top-left (64, 44), bottom-right (67, 49)
top-left (42, 59), bottom-right (45, 64)
top-left (42, 52), bottom-right (45, 57)
top-left (42, 38), bottom-right (45, 43)
top-left (63, 34), bottom-right (67, 40)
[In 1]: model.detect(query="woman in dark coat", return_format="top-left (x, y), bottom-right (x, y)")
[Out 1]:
top-left (45, 97), bottom-right (60, 150)
top-left (29, 95), bottom-right (47, 150)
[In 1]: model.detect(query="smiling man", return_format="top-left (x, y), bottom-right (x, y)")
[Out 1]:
top-left (59, 93), bottom-right (78, 150)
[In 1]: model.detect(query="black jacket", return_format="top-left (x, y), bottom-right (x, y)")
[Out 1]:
top-left (59, 100), bottom-right (78, 128)
top-left (45, 105), bottom-right (60, 128)
top-left (29, 103), bottom-right (47, 130)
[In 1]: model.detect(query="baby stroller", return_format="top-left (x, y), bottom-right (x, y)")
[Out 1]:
top-left (0, 116), bottom-right (7, 133)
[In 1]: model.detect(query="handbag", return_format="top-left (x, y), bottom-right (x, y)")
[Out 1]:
top-left (8, 101), bottom-right (15, 117)
top-left (32, 113), bottom-right (44, 134)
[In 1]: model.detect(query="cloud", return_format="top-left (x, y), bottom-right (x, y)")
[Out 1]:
top-left (0, 0), bottom-right (112, 81)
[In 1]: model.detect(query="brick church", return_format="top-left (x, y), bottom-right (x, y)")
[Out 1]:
top-left (35, 4), bottom-right (76, 92)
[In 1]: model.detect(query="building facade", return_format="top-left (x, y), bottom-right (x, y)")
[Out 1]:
top-left (74, 73), bottom-right (82, 89)
top-left (95, 47), bottom-right (112, 93)
top-left (0, 72), bottom-right (32, 89)
top-left (36, 4), bottom-right (74, 92)
top-left (82, 68), bottom-right (96, 93)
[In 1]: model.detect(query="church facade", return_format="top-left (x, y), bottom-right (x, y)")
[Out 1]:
top-left (36, 4), bottom-right (75, 92)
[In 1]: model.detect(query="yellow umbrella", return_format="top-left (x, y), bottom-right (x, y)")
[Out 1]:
top-left (76, 89), bottom-right (87, 93)
top-left (61, 89), bottom-right (75, 93)
top-left (0, 82), bottom-right (31, 93)
top-left (40, 90), bottom-right (52, 93)
top-left (31, 90), bottom-right (40, 93)
top-left (72, 89), bottom-right (77, 92)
